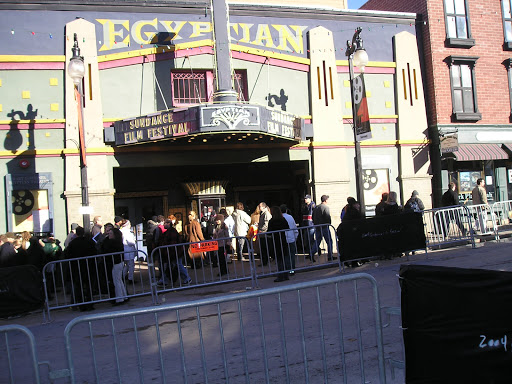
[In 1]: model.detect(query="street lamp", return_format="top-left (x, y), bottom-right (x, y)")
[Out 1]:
top-left (68, 33), bottom-right (90, 233)
top-left (346, 27), bottom-right (369, 217)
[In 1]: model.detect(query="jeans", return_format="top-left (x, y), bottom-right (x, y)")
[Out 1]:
top-left (314, 225), bottom-right (333, 259)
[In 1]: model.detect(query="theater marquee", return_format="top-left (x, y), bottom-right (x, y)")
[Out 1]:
top-left (112, 104), bottom-right (303, 146)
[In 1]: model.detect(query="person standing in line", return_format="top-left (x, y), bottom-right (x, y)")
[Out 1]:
top-left (375, 193), bottom-right (389, 216)
top-left (184, 211), bottom-right (205, 268)
top-left (65, 226), bottom-right (97, 311)
top-left (64, 223), bottom-right (79, 248)
top-left (232, 202), bottom-right (251, 260)
top-left (221, 207), bottom-right (235, 263)
top-left (382, 191), bottom-right (402, 216)
top-left (101, 226), bottom-right (128, 306)
top-left (312, 195), bottom-right (335, 261)
top-left (158, 216), bottom-right (192, 285)
top-left (212, 214), bottom-right (230, 276)
top-left (280, 204), bottom-right (299, 274)
top-left (91, 216), bottom-right (103, 237)
top-left (404, 190), bottom-right (425, 213)
top-left (441, 182), bottom-right (466, 236)
top-left (301, 194), bottom-right (317, 262)
top-left (268, 206), bottom-right (290, 282)
top-left (472, 178), bottom-right (489, 233)
top-left (257, 202), bottom-right (272, 266)
top-left (119, 219), bottom-right (137, 283)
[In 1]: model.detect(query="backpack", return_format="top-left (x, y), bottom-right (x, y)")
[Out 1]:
top-left (405, 199), bottom-right (420, 213)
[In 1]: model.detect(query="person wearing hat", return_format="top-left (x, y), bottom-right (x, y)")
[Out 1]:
top-left (404, 190), bottom-right (425, 213)
top-left (301, 194), bottom-right (317, 262)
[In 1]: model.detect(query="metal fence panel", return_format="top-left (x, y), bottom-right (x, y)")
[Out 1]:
top-left (466, 204), bottom-right (498, 239)
top-left (64, 273), bottom-right (386, 384)
top-left (42, 250), bottom-right (151, 322)
top-left (422, 206), bottom-right (476, 249)
top-left (0, 325), bottom-right (41, 384)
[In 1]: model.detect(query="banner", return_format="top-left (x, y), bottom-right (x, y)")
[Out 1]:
top-left (400, 265), bottom-right (512, 383)
top-left (352, 73), bottom-right (372, 141)
top-left (337, 212), bottom-right (425, 260)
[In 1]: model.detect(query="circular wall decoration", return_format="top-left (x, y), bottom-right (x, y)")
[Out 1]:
top-left (12, 190), bottom-right (35, 215)
top-left (362, 169), bottom-right (378, 190)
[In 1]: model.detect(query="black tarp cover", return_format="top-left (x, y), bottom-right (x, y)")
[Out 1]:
top-left (400, 264), bottom-right (512, 383)
top-left (338, 212), bottom-right (426, 260)
top-left (0, 265), bottom-right (43, 318)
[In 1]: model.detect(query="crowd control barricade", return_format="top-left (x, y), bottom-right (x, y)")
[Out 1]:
top-left (63, 273), bottom-right (387, 384)
top-left (466, 203), bottom-right (499, 240)
top-left (254, 224), bottom-right (341, 280)
top-left (42, 249), bottom-right (151, 322)
top-left (0, 325), bottom-right (41, 384)
top-left (150, 235), bottom-right (257, 302)
top-left (491, 200), bottom-right (512, 240)
top-left (423, 206), bottom-right (476, 249)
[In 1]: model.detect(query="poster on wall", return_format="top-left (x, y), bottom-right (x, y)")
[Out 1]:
top-left (363, 169), bottom-right (390, 215)
top-left (5, 173), bottom-right (53, 234)
top-left (12, 189), bottom-right (51, 233)
top-left (459, 171), bottom-right (482, 194)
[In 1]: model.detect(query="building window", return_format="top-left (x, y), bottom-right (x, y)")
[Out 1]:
top-left (503, 0), bottom-right (512, 50)
top-left (444, 0), bottom-right (475, 47)
top-left (171, 70), bottom-right (248, 106)
top-left (171, 72), bottom-right (208, 106)
top-left (447, 56), bottom-right (481, 121)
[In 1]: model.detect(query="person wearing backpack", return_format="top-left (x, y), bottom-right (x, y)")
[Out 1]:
top-left (404, 190), bottom-right (425, 213)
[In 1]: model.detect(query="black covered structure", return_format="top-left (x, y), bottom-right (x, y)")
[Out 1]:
top-left (400, 265), bottom-right (512, 383)
top-left (0, 265), bottom-right (43, 318)
top-left (337, 212), bottom-right (426, 261)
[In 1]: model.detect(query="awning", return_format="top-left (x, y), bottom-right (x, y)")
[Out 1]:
top-left (451, 144), bottom-right (509, 161)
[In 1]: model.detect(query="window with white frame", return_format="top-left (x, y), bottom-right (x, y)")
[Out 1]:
top-left (171, 70), bottom-right (248, 107)
top-left (447, 56), bottom-right (481, 121)
top-left (503, 0), bottom-right (512, 49)
top-left (444, 0), bottom-right (475, 47)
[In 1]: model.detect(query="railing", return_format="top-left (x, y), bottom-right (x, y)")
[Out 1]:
top-left (63, 273), bottom-right (387, 384)
top-left (466, 204), bottom-right (498, 239)
top-left (423, 206), bottom-right (476, 249)
top-left (0, 325), bottom-right (41, 384)
top-left (42, 249), bottom-right (150, 322)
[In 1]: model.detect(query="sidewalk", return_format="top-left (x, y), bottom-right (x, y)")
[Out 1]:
top-left (2, 239), bottom-right (512, 383)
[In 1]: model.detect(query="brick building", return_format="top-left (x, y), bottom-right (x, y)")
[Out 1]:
top-left (362, 0), bottom-right (512, 205)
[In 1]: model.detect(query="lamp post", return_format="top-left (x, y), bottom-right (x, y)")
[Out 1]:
top-left (346, 27), bottom-right (369, 216)
top-left (68, 33), bottom-right (90, 233)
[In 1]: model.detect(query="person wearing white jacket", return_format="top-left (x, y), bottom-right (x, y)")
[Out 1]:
top-left (232, 202), bottom-right (251, 260)
top-left (120, 219), bottom-right (137, 282)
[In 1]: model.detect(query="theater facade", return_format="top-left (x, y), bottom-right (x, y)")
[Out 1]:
top-left (0, 0), bottom-right (431, 240)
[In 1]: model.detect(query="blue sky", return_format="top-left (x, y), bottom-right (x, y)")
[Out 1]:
top-left (347, 0), bottom-right (367, 9)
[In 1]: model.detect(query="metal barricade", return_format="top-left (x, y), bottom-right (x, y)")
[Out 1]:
top-left (492, 200), bottom-right (512, 240)
top-left (423, 206), bottom-right (476, 249)
top-left (64, 273), bottom-right (387, 384)
top-left (42, 249), bottom-right (150, 322)
top-left (151, 235), bottom-right (257, 302)
top-left (255, 224), bottom-right (341, 281)
top-left (0, 325), bottom-right (41, 384)
top-left (466, 204), bottom-right (499, 240)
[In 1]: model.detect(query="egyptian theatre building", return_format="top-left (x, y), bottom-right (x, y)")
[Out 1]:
top-left (0, 0), bottom-right (432, 240)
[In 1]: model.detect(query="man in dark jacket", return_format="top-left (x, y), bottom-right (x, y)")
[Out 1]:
top-left (65, 226), bottom-right (98, 311)
top-left (440, 182), bottom-right (465, 236)
top-left (301, 194), bottom-right (317, 261)
top-left (312, 195), bottom-right (335, 261)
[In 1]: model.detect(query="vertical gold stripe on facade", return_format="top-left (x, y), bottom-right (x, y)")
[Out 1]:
top-left (413, 68), bottom-right (418, 100)
top-left (402, 68), bottom-right (407, 100)
top-left (407, 63), bottom-right (413, 106)
top-left (317, 67), bottom-right (322, 100)
top-left (329, 66), bottom-right (334, 100)
top-left (322, 61), bottom-right (328, 106)
top-left (88, 63), bottom-right (93, 101)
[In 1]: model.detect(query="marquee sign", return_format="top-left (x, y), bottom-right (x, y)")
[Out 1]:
top-left (113, 104), bottom-right (302, 145)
